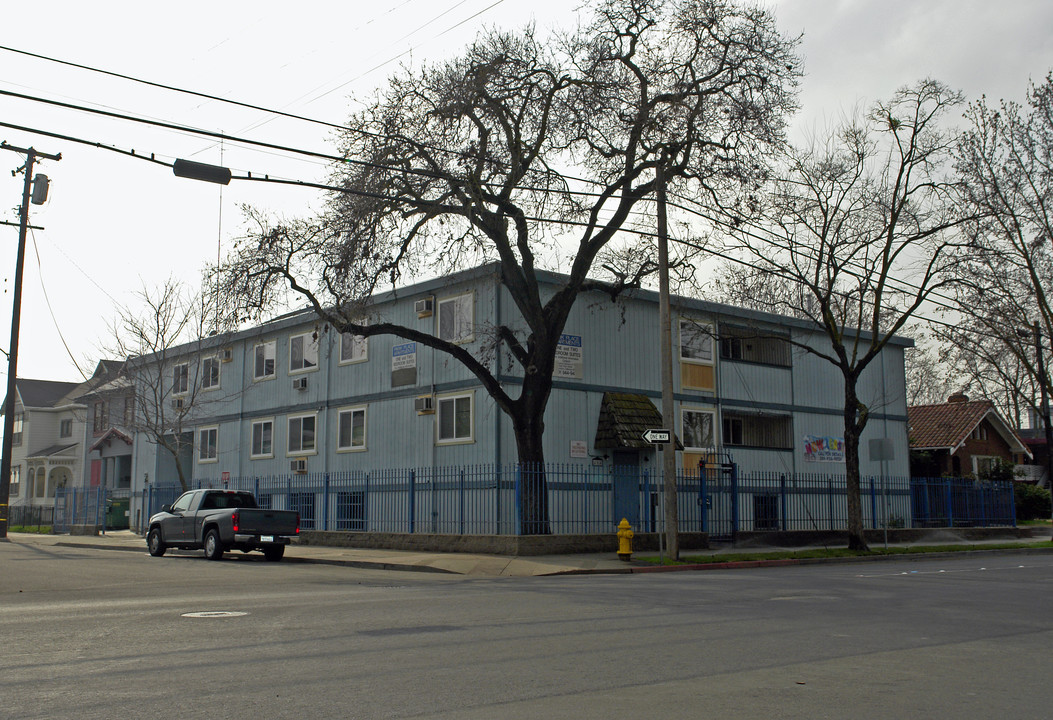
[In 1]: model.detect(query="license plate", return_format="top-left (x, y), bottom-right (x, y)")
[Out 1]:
top-left (261, 535), bottom-right (274, 543)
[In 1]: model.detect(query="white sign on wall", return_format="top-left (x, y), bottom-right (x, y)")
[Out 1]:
top-left (570, 440), bottom-right (588, 458)
top-left (392, 342), bottom-right (417, 370)
top-left (555, 334), bottom-right (583, 379)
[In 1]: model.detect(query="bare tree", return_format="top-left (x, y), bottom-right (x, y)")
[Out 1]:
top-left (717, 80), bottom-right (968, 550)
top-left (903, 326), bottom-right (958, 408)
top-left (110, 279), bottom-right (235, 492)
top-left (221, 0), bottom-right (800, 534)
top-left (949, 73), bottom-right (1053, 429)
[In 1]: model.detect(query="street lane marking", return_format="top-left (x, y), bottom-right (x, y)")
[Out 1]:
top-left (181, 611), bottom-right (248, 618)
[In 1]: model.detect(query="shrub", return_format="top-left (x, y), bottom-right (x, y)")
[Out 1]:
top-left (1015, 483), bottom-right (1052, 521)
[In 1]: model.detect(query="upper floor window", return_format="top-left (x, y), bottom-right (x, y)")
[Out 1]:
top-left (721, 412), bottom-right (792, 449)
top-left (340, 331), bottom-right (368, 365)
top-left (173, 363), bottom-right (189, 396)
top-left (682, 408), bottom-right (716, 451)
top-left (679, 319), bottom-right (713, 364)
top-left (12, 412), bottom-right (23, 446)
top-left (289, 333), bottom-right (319, 374)
top-left (970, 425), bottom-right (988, 441)
top-left (198, 426), bottom-right (218, 463)
top-left (719, 325), bottom-right (792, 367)
top-left (288, 413), bottom-right (317, 455)
top-left (437, 392), bottom-right (473, 444)
top-left (254, 341), bottom-right (276, 380)
top-left (201, 357), bottom-right (221, 390)
top-left (337, 406), bottom-right (367, 451)
top-left (60, 419), bottom-right (73, 438)
top-left (92, 402), bottom-right (106, 433)
top-left (9, 465), bottom-right (20, 497)
top-left (438, 293), bottom-right (474, 344)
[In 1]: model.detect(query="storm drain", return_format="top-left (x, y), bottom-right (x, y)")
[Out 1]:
top-left (181, 611), bottom-right (249, 618)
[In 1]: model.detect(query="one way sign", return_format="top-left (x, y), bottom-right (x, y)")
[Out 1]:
top-left (642, 428), bottom-right (671, 444)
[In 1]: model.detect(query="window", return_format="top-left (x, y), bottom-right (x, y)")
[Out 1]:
top-left (59, 419), bottom-right (73, 438)
top-left (201, 357), bottom-right (220, 390)
top-left (289, 492), bottom-right (315, 529)
top-left (92, 402), bottom-right (106, 433)
top-left (33, 468), bottom-right (45, 498)
top-left (173, 363), bottom-right (189, 395)
top-left (721, 412), bottom-right (792, 449)
top-left (974, 455), bottom-right (1000, 476)
top-left (971, 425), bottom-right (988, 441)
top-left (337, 406), bottom-right (367, 451)
top-left (288, 413), bottom-right (317, 454)
top-left (682, 409), bottom-right (716, 450)
top-left (438, 293), bottom-right (473, 343)
top-left (336, 491), bottom-right (366, 530)
top-left (679, 319), bottom-right (713, 363)
top-left (254, 341), bottom-right (276, 380)
top-left (12, 413), bottom-right (23, 446)
top-left (171, 492), bottom-right (194, 513)
top-left (339, 331), bottom-right (368, 364)
top-left (9, 466), bottom-right (19, 497)
top-left (437, 393), bottom-right (473, 444)
top-left (718, 325), bottom-right (792, 366)
top-left (289, 333), bottom-right (319, 373)
top-left (198, 426), bottom-right (218, 463)
top-left (251, 419), bottom-right (273, 458)
top-left (123, 396), bottom-right (134, 425)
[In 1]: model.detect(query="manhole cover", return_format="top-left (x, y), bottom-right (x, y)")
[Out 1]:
top-left (181, 611), bottom-right (248, 618)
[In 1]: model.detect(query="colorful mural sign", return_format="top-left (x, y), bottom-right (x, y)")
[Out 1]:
top-left (803, 435), bottom-right (845, 463)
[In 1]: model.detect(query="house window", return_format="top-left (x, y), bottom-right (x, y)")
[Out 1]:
top-left (679, 319), bottom-right (713, 363)
top-left (12, 413), bottom-right (23, 446)
top-left (971, 425), bottom-right (988, 441)
top-left (682, 408), bottom-right (716, 450)
top-left (973, 455), bottom-right (1000, 476)
top-left (719, 325), bottom-right (791, 367)
top-left (254, 341), bottom-right (276, 380)
top-left (201, 357), bottom-right (220, 390)
top-left (92, 402), bottom-right (106, 433)
top-left (173, 363), bottom-right (189, 395)
top-left (437, 392), bottom-right (473, 444)
top-left (9, 465), bottom-right (19, 497)
top-left (288, 413), bottom-right (317, 455)
top-left (198, 426), bottom-right (218, 463)
top-left (339, 331), bottom-right (368, 364)
top-left (722, 412), bottom-right (792, 449)
top-left (337, 406), bottom-right (367, 451)
top-left (289, 333), bottom-right (319, 373)
top-left (60, 419), bottom-right (73, 438)
top-left (437, 293), bottom-right (474, 343)
top-left (123, 396), bottom-right (134, 425)
top-left (251, 419), bottom-right (273, 458)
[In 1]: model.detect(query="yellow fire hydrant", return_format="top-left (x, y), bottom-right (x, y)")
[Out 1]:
top-left (616, 518), bottom-right (634, 561)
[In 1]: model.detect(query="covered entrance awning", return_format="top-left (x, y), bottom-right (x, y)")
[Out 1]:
top-left (594, 392), bottom-right (682, 451)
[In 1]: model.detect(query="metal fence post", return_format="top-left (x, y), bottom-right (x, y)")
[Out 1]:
top-left (459, 469), bottom-right (465, 535)
top-left (409, 469), bottom-right (416, 534)
top-left (730, 462), bottom-right (739, 543)
top-left (945, 478), bottom-right (954, 528)
top-left (870, 476), bottom-right (878, 530)
top-left (322, 473), bottom-right (330, 532)
top-left (780, 474), bottom-right (788, 531)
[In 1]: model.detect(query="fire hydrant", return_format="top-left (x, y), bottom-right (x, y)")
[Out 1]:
top-left (616, 518), bottom-right (634, 561)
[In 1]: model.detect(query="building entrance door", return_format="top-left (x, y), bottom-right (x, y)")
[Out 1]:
top-left (612, 450), bottom-right (640, 527)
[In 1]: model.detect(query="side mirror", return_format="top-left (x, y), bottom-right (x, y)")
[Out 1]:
top-left (160, 504), bottom-right (172, 513)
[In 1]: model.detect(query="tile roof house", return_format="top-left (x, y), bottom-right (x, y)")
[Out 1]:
top-left (908, 394), bottom-right (1030, 478)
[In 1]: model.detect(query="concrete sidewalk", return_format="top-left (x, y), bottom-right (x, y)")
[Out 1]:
top-left (6, 528), bottom-right (1052, 577)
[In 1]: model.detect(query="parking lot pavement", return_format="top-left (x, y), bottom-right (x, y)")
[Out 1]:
top-left (5, 528), bottom-right (1051, 576)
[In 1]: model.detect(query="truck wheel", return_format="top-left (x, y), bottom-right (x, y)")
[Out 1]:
top-left (263, 545), bottom-right (285, 562)
top-left (203, 529), bottom-right (224, 561)
top-left (147, 527), bottom-right (167, 557)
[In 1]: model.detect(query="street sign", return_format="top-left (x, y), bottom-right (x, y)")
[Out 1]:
top-left (642, 429), bottom-right (672, 444)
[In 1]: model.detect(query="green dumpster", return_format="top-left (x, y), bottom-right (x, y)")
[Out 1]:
top-left (105, 498), bottom-right (130, 530)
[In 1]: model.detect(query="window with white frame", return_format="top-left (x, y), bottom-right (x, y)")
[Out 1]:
top-left (973, 455), bottom-right (1000, 476)
top-left (201, 356), bottom-right (220, 390)
top-left (289, 333), bottom-right (319, 373)
top-left (682, 408), bottom-right (716, 450)
top-left (9, 465), bottom-right (19, 497)
top-left (339, 331), bottom-right (368, 364)
top-left (288, 413), bottom-right (317, 455)
top-left (337, 406), bottom-right (367, 451)
top-left (12, 413), bottom-right (23, 446)
top-left (173, 363), bottom-right (190, 395)
top-left (437, 392), bottom-right (473, 444)
top-left (679, 319), bottom-right (713, 363)
top-left (437, 293), bottom-right (474, 343)
top-left (251, 419), bottom-right (273, 458)
top-left (198, 426), bottom-right (218, 463)
top-left (254, 340), bottom-right (276, 380)
top-left (60, 419), bottom-right (73, 438)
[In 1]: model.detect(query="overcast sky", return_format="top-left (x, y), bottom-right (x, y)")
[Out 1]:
top-left (1, 0), bottom-right (1051, 383)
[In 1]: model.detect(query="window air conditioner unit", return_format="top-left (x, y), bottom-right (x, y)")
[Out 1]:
top-left (415, 297), bottom-right (434, 317)
top-left (414, 395), bottom-right (435, 414)
top-left (221, 348), bottom-right (233, 363)
top-left (292, 377), bottom-right (308, 391)
top-left (172, 397), bottom-right (185, 410)
top-left (290, 458), bottom-right (307, 474)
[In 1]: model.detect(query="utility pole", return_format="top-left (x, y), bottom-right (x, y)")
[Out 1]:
top-left (0, 143), bottom-right (61, 540)
top-left (657, 162), bottom-right (679, 560)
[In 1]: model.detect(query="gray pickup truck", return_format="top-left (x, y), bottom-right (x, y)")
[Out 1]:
top-left (146, 489), bottom-right (300, 561)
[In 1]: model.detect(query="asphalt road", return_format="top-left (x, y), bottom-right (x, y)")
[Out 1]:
top-left (2, 542), bottom-right (1052, 719)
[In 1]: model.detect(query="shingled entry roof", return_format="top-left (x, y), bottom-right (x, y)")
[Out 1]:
top-left (908, 398), bottom-right (1029, 455)
top-left (595, 391), bottom-right (682, 450)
